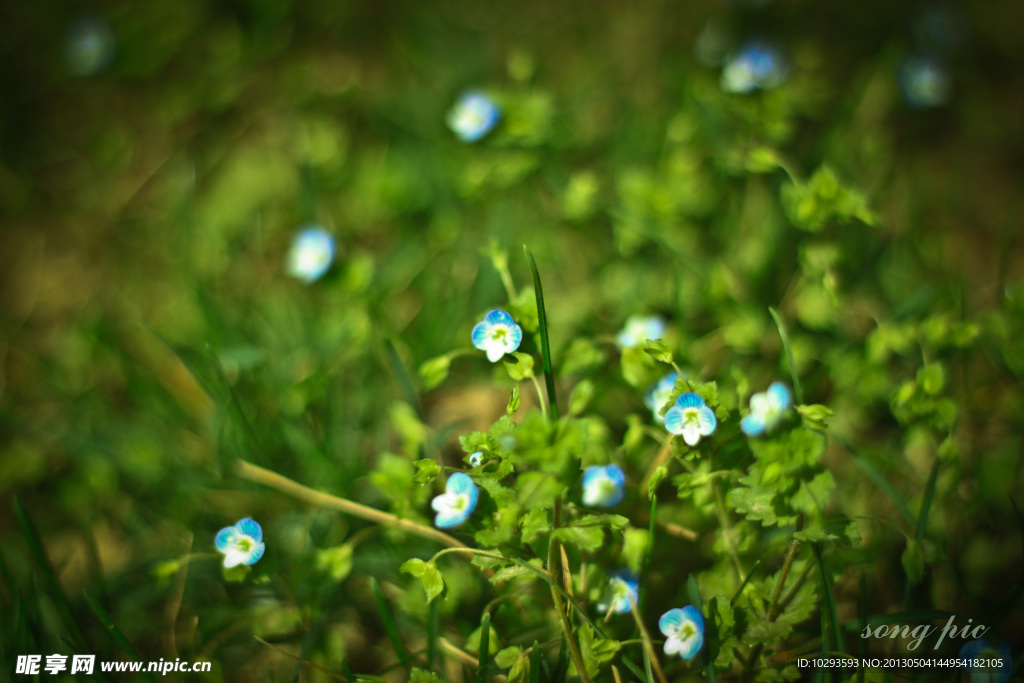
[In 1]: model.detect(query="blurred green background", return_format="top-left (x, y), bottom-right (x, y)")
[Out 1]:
top-left (1, 0), bottom-right (1023, 680)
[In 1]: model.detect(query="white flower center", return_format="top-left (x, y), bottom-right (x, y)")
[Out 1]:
top-left (683, 407), bottom-right (701, 427)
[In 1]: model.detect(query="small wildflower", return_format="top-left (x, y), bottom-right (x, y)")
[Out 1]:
top-left (600, 569), bottom-right (639, 615)
top-left (644, 372), bottom-right (679, 423)
top-left (741, 382), bottom-right (791, 436)
top-left (65, 15), bottom-right (116, 76)
top-left (285, 226), bottom-right (336, 283)
top-left (617, 315), bottom-right (666, 349)
top-left (447, 91), bottom-right (501, 142)
top-left (664, 393), bottom-right (717, 446)
top-left (468, 451), bottom-right (483, 467)
top-left (960, 638), bottom-right (1013, 683)
top-left (214, 518), bottom-right (266, 569)
top-left (720, 40), bottom-right (789, 94)
top-left (898, 54), bottom-right (951, 109)
top-left (581, 464), bottom-right (625, 508)
top-left (471, 309), bottom-right (523, 362)
top-left (659, 605), bottom-right (704, 659)
top-left (431, 472), bottom-right (479, 528)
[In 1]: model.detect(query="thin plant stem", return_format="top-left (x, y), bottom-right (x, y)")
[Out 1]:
top-left (627, 595), bottom-right (669, 683)
top-left (550, 497), bottom-right (591, 683)
top-left (234, 460), bottom-right (466, 551)
top-left (640, 434), bottom-right (675, 493)
top-left (529, 374), bottom-right (550, 420)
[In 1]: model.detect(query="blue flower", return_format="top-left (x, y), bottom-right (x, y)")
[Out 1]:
top-left (285, 226), bottom-right (336, 283)
top-left (447, 91), bottom-right (501, 142)
top-left (720, 40), bottom-right (789, 94)
top-left (468, 451), bottom-right (483, 467)
top-left (898, 54), bottom-right (951, 109)
top-left (581, 464), bottom-right (625, 508)
top-left (664, 393), bottom-right (717, 446)
top-left (645, 372), bottom-right (679, 423)
top-left (471, 309), bottom-right (523, 362)
top-left (960, 639), bottom-right (1013, 683)
top-left (65, 15), bottom-right (116, 77)
top-left (214, 518), bottom-right (266, 568)
top-left (741, 382), bottom-right (791, 436)
top-left (431, 472), bottom-right (479, 528)
top-left (659, 606), bottom-right (704, 659)
top-left (617, 315), bottom-right (666, 349)
top-left (601, 569), bottom-right (640, 614)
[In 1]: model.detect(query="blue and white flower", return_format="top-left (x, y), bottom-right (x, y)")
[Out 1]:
top-left (898, 54), bottom-right (951, 109)
top-left (617, 315), bottom-right (666, 349)
top-left (581, 464), bottom-right (625, 508)
top-left (600, 569), bottom-right (640, 615)
top-left (664, 393), bottom-right (717, 446)
top-left (431, 472), bottom-right (479, 528)
top-left (740, 382), bottom-right (791, 436)
top-left (960, 638), bottom-right (1013, 683)
top-left (447, 91), bottom-right (501, 142)
top-left (645, 372), bottom-right (679, 423)
top-left (659, 605), bottom-right (704, 659)
top-left (468, 451), bottom-right (484, 467)
top-left (471, 309), bottom-right (523, 362)
top-left (215, 518), bottom-right (266, 569)
top-left (65, 15), bottom-right (116, 77)
top-left (285, 226), bottom-right (336, 283)
top-left (720, 40), bottom-right (789, 94)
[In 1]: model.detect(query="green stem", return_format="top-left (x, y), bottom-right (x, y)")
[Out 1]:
top-left (529, 374), bottom-right (550, 420)
top-left (627, 595), bottom-right (669, 683)
top-left (550, 497), bottom-right (591, 683)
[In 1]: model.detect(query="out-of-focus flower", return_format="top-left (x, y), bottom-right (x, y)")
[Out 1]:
top-left (472, 309), bottom-right (523, 362)
top-left (582, 464), bottom-right (625, 508)
top-left (720, 40), bottom-right (789, 94)
top-left (617, 315), bottom-right (666, 349)
top-left (960, 638), bottom-right (1013, 683)
top-left (65, 15), bottom-right (116, 77)
top-left (600, 569), bottom-right (640, 614)
top-left (898, 54), bottom-right (951, 108)
top-left (215, 518), bottom-right (266, 568)
top-left (431, 472), bottom-right (479, 528)
top-left (645, 372), bottom-right (679, 423)
top-left (285, 226), bottom-right (336, 283)
top-left (446, 91), bottom-right (501, 142)
top-left (664, 393), bottom-right (717, 446)
top-left (660, 606), bottom-right (704, 659)
top-left (740, 382), bottom-right (791, 436)
top-left (468, 451), bottom-right (483, 467)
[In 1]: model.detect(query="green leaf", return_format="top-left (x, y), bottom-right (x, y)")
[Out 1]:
top-left (419, 355), bottom-right (452, 391)
top-left (489, 564), bottom-right (535, 584)
top-left (621, 345), bottom-right (657, 388)
top-left (520, 508), bottom-right (550, 544)
top-left (917, 363), bottom-right (945, 396)
top-left (507, 383), bottom-right (521, 415)
top-left (643, 338), bottom-right (674, 364)
top-left (569, 513), bottom-right (629, 530)
top-left (410, 669), bottom-right (444, 683)
top-left (524, 247), bottom-right (559, 418)
top-left (796, 404), bottom-right (834, 428)
top-left (495, 646), bottom-right (522, 668)
top-left (648, 465), bottom-right (668, 499)
top-left (769, 307), bottom-right (804, 406)
top-left (401, 559), bottom-right (446, 603)
top-left (371, 577), bottom-right (411, 672)
top-left (508, 651), bottom-right (531, 683)
top-left (315, 543), bottom-right (354, 582)
top-left (412, 458), bottom-right (442, 485)
top-left (623, 528), bottom-right (650, 574)
top-left (477, 612), bottom-right (493, 681)
top-left (560, 338), bottom-right (605, 376)
top-left (552, 526), bottom-right (605, 553)
top-left (568, 379), bottom-right (594, 416)
top-left (504, 352), bottom-right (535, 381)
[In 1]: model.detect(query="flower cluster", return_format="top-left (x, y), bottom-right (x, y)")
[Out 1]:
top-left (214, 518), bottom-right (266, 568)
top-left (600, 569), bottom-right (639, 615)
top-left (659, 605), bottom-right (705, 659)
top-left (431, 472), bottom-right (479, 528)
top-left (581, 464), bottom-right (625, 508)
top-left (664, 392), bottom-right (717, 446)
top-left (285, 226), bottom-right (336, 283)
top-left (616, 314), bottom-right (666, 349)
top-left (741, 381), bottom-right (791, 436)
top-left (471, 309), bottom-right (523, 362)
top-left (447, 92), bottom-right (501, 142)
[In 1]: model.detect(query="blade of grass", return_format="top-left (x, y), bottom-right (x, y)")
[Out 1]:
top-left (14, 498), bottom-right (86, 649)
top-left (84, 591), bottom-right (157, 683)
top-left (428, 598), bottom-right (440, 671)
top-left (812, 544), bottom-right (844, 678)
top-left (768, 307), bottom-right (803, 405)
top-left (255, 636), bottom-right (350, 681)
top-left (730, 559), bottom-right (762, 605)
top-left (904, 457), bottom-right (940, 609)
top-left (385, 337), bottom-right (425, 421)
top-left (687, 576), bottom-right (716, 683)
top-left (524, 246), bottom-right (559, 420)
top-left (833, 436), bottom-right (915, 527)
top-left (370, 577), bottom-right (411, 674)
top-left (529, 640), bottom-right (540, 683)
top-left (478, 611), bottom-right (491, 683)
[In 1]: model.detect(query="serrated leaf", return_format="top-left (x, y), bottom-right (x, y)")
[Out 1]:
top-left (489, 565), bottom-right (534, 584)
top-left (643, 338), bottom-right (674, 364)
top-left (570, 513), bottom-right (629, 530)
top-left (520, 508), bottom-right (549, 544)
top-left (505, 352), bottom-right (535, 381)
top-left (495, 646), bottom-right (522, 669)
top-left (412, 458), bottom-right (441, 485)
top-left (552, 526), bottom-right (604, 553)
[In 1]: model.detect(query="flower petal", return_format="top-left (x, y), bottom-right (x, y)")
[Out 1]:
top-left (434, 509), bottom-right (465, 528)
top-left (486, 346), bottom-right (505, 362)
top-left (244, 542), bottom-right (265, 566)
top-left (506, 323), bottom-right (523, 352)
top-left (471, 321), bottom-right (491, 349)
top-left (484, 309), bottom-right (514, 327)
top-left (682, 423), bottom-right (701, 446)
top-left (664, 406), bottom-right (684, 434)
top-left (235, 518), bottom-right (263, 543)
top-left (698, 406), bottom-right (717, 436)
top-left (659, 608), bottom-right (685, 634)
top-left (678, 630), bottom-right (704, 659)
top-left (215, 527), bottom-right (237, 552)
top-left (674, 392), bottom-right (705, 410)
top-left (741, 414), bottom-right (765, 436)
top-left (749, 392), bottom-right (770, 416)
top-left (767, 382), bottom-right (791, 410)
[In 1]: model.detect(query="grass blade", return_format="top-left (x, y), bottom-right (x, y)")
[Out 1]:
top-left (427, 598), bottom-right (440, 670)
top-left (477, 611), bottom-right (491, 682)
top-left (529, 640), bottom-right (540, 683)
top-left (812, 544), bottom-right (845, 678)
top-left (903, 457), bottom-right (940, 609)
top-left (14, 497), bottom-right (86, 649)
top-left (524, 246), bottom-right (559, 420)
top-left (385, 337), bottom-right (424, 420)
top-left (768, 307), bottom-right (803, 405)
top-left (370, 577), bottom-right (411, 673)
top-left (84, 591), bottom-right (158, 683)
top-left (833, 436), bottom-right (915, 528)
top-left (686, 576), bottom-right (717, 683)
